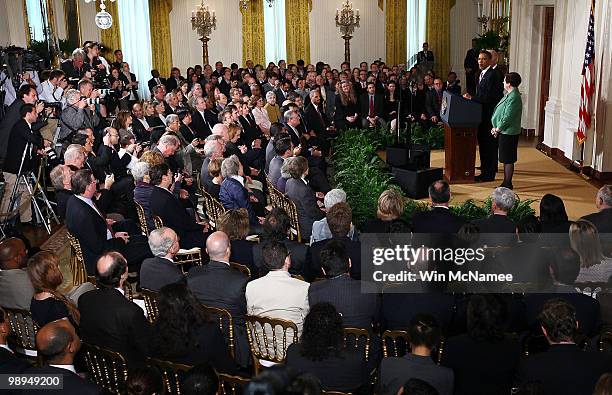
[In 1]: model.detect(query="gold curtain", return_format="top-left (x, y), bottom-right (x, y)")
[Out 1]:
top-left (426, 0), bottom-right (451, 77)
top-left (149, 0), bottom-right (173, 77)
top-left (385, 0), bottom-right (407, 66)
top-left (241, 0), bottom-right (265, 66)
top-left (285, 0), bottom-right (310, 64)
top-left (97, 1), bottom-right (121, 56)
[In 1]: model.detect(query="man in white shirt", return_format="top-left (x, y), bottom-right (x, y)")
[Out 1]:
top-left (246, 240), bottom-right (309, 355)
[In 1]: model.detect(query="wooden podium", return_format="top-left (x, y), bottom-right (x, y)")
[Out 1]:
top-left (439, 91), bottom-right (482, 183)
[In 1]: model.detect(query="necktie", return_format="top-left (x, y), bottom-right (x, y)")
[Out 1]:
top-left (369, 95), bottom-right (374, 118)
top-left (93, 200), bottom-right (115, 238)
top-left (156, 78), bottom-right (160, 85)
top-left (479, 71), bottom-right (485, 84)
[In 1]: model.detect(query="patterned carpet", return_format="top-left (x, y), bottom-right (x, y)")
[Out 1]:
top-left (40, 225), bottom-right (73, 293)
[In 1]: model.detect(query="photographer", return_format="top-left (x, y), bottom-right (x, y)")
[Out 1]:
top-left (106, 67), bottom-right (131, 114)
top-left (58, 84), bottom-right (100, 152)
top-left (0, 103), bottom-right (51, 223)
top-left (60, 49), bottom-right (91, 81)
top-left (37, 69), bottom-right (68, 141)
top-left (0, 85), bottom-right (47, 171)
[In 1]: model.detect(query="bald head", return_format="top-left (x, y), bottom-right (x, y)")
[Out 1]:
top-left (36, 320), bottom-right (79, 364)
top-left (206, 231), bottom-right (231, 262)
top-left (96, 252), bottom-right (128, 288)
top-left (212, 123), bottom-right (229, 142)
top-left (0, 237), bottom-right (27, 270)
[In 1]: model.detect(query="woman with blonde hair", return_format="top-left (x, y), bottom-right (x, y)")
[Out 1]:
top-left (334, 80), bottom-right (359, 130)
top-left (569, 219), bottom-right (612, 283)
top-left (217, 208), bottom-right (256, 273)
top-left (362, 189), bottom-right (409, 233)
top-left (27, 251), bottom-right (81, 327)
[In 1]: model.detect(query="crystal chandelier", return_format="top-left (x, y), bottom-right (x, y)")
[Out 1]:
top-left (83, 0), bottom-right (116, 29)
top-left (240, 0), bottom-right (274, 10)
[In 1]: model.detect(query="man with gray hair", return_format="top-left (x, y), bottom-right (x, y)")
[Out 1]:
top-left (310, 188), bottom-right (356, 244)
top-left (63, 143), bottom-right (86, 169)
top-left (581, 185), bottom-right (612, 234)
top-left (140, 227), bottom-right (184, 291)
top-left (200, 135), bottom-right (225, 189)
top-left (211, 123), bottom-right (229, 142)
top-left (165, 92), bottom-right (179, 114)
top-left (471, 187), bottom-right (517, 245)
top-left (58, 88), bottom-right (92, 143)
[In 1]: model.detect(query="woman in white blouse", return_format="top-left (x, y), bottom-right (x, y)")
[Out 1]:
top-left (250, 95), bottom-right (271, 136)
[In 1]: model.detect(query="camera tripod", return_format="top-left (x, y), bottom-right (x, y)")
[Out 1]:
top-left (2, 144), bottom-right (59, 235)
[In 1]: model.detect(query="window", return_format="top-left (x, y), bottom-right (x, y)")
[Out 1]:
top-left (25, 0), bottom-right (48, 42)
top-left (263, 0), bottom-right (287, 65)
top-left (407, 0), bottom-right (427, 67)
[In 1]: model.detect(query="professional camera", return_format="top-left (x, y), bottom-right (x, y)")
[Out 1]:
top-left (97, 88), bottom-right (117, 96)
top-left (81, 96), bottom-right (101, 106)
top-left (43, 101), bottom-right (63, 110)
top-left (44, 146), bottom-right (58, 161)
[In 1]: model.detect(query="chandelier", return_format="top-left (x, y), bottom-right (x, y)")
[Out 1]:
top-left (335, 0), bottom-right (360, 36)
top-left (240, 0), bottom-right (274, 10)
top-left (83, 0), bottom-right (116, 29)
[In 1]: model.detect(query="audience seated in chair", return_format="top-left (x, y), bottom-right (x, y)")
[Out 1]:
top-left (151, 283), bottom-right (235, 373)
top-left (285, 302), bottom-right (369, 393)
top-left (0, 306), bottom-right (32, 374)
top-left (217, 209), bottom-right (256, 275)
top-left (78, 252), bottom-right (152, 367)
top-left (126, 366), bottom-right (165, 395)
top-left (182, 363), bottom-right (220, 395)
top-left (187, 231), bottom-right (250, 367)
top-left (308, 239), bottom-right (379, 329)
top-left (379, 314), bottom-right (453, 395)
top-left (139, 227), bottom-right (185, 291)
top-left (362, 189), bottom-right (410, 233)
top-left (569, 220), bottom-right (612, 284)
top-left (411, 180), bottom-right (465, 234)
top-left (219, 155), bottom-right (262, 226)
top-left (515, 299), bottom-right (612, 395)
top-left (306, 203), bottom-right (362, 281)
top-left (470, 187), bottom-right (518, 246)
top-left (26, 320), bottom-right (101, 394)
top-left (0, 237), bottom-right (35, 310)
top-left (131, 161), bottom-right (156, 233)
top-left (441, 295), bottom-right (521, 395)
top-left (580, 185), bottom-right (612, 235)
top-left (310, 189), bottom-right (356, 244)
top-left (269, 136), bottom-right (292, 188)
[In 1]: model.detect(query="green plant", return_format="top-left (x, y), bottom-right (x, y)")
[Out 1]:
top-left (58, 38), bottom-right (78, 57)
top-left (475, 29), bottom-right (510, 54)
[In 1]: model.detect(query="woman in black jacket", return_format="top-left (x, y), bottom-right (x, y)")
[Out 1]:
top-left (152, 283), bottom-right (235, 373)
top-left (334, 81), bottom-right (360, 130)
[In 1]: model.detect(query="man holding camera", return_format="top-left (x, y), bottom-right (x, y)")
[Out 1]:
top-left (37, 69), bottom-right (68, 142)
top-left (0, 103), bottom-right (51, 223)
top-left (59, 83), bottom-right (101, 153)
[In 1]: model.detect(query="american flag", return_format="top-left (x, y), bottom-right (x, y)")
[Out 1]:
top-left (577, 0), bottom-right (596, 144)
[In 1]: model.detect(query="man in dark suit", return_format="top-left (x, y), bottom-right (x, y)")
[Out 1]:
top-left (0, 238), bottom-right (35, 310)
top-left (149, 163), bottom-right (208, 249)
top-left (424, 78), bottom-right (445, 123)
top-left (580, 185), bottom-right (612, 234)
top-left (140, 227), bottom-right (185, 291)
top-left (191, 97), bottom-right (216, 139)
top-left (28, 320), bottom-right (101, 394)
top-left (417, 42), bottom-right (435, 66)
top-left (218, 68), bottom-right (232, 98)
top-left (65, 169), bottom-right (153, 274)
top-left (305, 203), bottom-right (360, 281)
top-left (78, 252), bottom-right (152, 367)
top-left (515, 299), bottom-right (612, 395)
top-left (164, 67), bottom-right (184, 92)
top-left (275, 81), bottom-right (291, 106)
top-left (147, 69), bottom-right (167, 96)
top-left (187, 231), bottom-right (249, 366)
top-left (464, 39), bottom-right (479, 96)
top-left (359, 82), bottom-right (386, 129)
top-left (0, 306), bottom-right (32, 374)
top-left (412, 180), bottom-right (465, 234)
top-left (303, 89), bottom-right (330, 136)
top-left (471, 187), bottom-right (518, 246)
top-left (60, 50), bottom-right (91, 80)
top-left (463, 50), bottom-right (504, 181)
top-left (379, 314), bottom-right (454, 395)
top-left (0, 103), bottom-right (50, 223)
top-left (308, 240), bottom-right (379, 329)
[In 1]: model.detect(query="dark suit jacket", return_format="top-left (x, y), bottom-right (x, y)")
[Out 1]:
top-left (131, 117), bottom-right (149, 142)
top-left (268, 156), bottom-right (284, 187)
top-left (516, 344), bottom-right (612, 395)
top-left (285, 178), bottom-right (325, 240)
top-left (425, 89), bottom-right (445, 118)
top-left (0, 99), bottom-right (45, 166)
top-left (379, 354), bottom-right (454, 395)
top-left (382, 292), bottom-right (456, 330)
top-left (187, 261), bottom-right (248, 320)
top-left (308, 274), bottom-right (379, 329)
top-left (441, 334), bottom-right (521, 395)
top-left (24, 365), bottom-right (101, 395)
top-left (306, 236), bottom-right (361, 281)
top-left (218, 79), bottom-right (231, 97)
top-left (303, 103), bottom-right (329, 135)
top-left (0, 347), bottom-right (31, 374)
top-left (253, 238), bottom-right (308, 276)
top-left (165, 76), bottom-right (184, 93)
top-left (219, 177), bottom-right (258, 225)
top-left (229, 239), bottom-right (256, 275)
top-left (149, 186), bottom-right (206, 249)
top-left (411, 207), bottom-right (465, 234)
top-left (148, 77), bottom-right (167, 95)
top-left (3, 119), bottom-right (44, 174)
top-left (285, 344), bottom-right (368, 392)
top-left (417, 50), bottom-right (435, 64)
top-left (524, 293), bottom-right (600, 336)
top-left (581, 208), bottom-right (612, 234)
top-left (474, 67), bottom-right (504, 119)
top-left (140, 256), bottom-right (185, 291)
top-left (61, 60), bottom-right (90, 80)
top-left (359, 93), bottom-right (385, 119)
top-left (238, 114), bottom-right (263, 146)
top-left (78, 287), bottom-right (152, 367)
top-left (191, 109), bottom-right (213, 139)
top-left (333, 96), bottom-right (360, 131)
top-left (471, 214), bottom-right (517, 246)
top-left (65, 195), bottom-right (127, 273)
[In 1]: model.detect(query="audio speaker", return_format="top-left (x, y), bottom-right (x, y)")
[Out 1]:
top-left (391, 166), bottom-right (444, 199)
top-left (386, 144), bottom-right (431, 170)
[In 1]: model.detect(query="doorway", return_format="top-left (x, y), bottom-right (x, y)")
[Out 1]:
top-left (538, 7), bottom-right (554, 142)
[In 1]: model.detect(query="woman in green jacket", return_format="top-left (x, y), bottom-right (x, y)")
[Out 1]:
top-left (491, 72), bottom-right (523, 189)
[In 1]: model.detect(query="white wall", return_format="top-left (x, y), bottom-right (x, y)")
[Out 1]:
top-left (0, 0), bottom-right (11, 46)
top-left (169, 0), bottom-right (242, 72)
top-left (309, 0), bottom-right (385, 69)
top-left (449, 0), bottom-right (480, 89)
top-left (78, 0), bottom-right (100, 43)
top-left (511, 0), bottom-right (612, 172)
